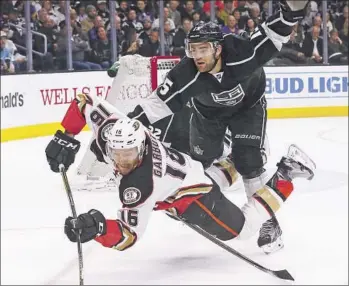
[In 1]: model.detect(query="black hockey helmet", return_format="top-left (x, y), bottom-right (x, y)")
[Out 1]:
top-left (185, 21), bottom-right (223, 59)
top-left (186, 21), bottom-right (223, 44)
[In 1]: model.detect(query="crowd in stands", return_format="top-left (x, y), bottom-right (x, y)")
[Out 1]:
top-left (0, 0), bottom-right (348, 74)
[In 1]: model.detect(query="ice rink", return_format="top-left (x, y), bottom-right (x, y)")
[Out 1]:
top-left (1, 117), bottom-right (348, 285)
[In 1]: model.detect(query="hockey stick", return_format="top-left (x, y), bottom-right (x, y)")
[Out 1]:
top-left (59, 164), bottom-right (84, 286)
top-left (177, 217), bottom-right (294, 282)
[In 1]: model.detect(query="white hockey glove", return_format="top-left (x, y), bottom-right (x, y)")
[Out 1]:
top-left (285, 0), bottom-right (309, 11)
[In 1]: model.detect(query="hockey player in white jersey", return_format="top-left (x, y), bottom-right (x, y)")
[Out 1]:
top-left (45, 94), bottom-right (315, 251)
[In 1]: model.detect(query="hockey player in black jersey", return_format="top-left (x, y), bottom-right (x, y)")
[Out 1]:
top-left (127, 0), bottom-right (310, 254)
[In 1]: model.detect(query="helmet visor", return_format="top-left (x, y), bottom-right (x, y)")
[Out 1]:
top-left (185, 41), bottom-right (215, 59)
top-left (106, 146), bottom-right (139, 175)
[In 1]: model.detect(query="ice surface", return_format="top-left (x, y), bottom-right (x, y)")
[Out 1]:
top-left (1, 117), bottom-right (348, 285)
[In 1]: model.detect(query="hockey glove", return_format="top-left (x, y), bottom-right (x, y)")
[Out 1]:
top-left (45, 130), bottom-right (81, 173)
top-left (284, 0), bottom-right (309, 11)
top-left (65, 209), bottom-right (107, 243)
top-left (280, 0), bottom-right (309, 22)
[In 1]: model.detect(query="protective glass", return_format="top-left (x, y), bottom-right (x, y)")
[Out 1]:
top-left (185, 41), bottom-right (215, 59)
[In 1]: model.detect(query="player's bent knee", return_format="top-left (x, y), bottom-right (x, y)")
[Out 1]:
top-left (231, 146), bottom-right (265, 177)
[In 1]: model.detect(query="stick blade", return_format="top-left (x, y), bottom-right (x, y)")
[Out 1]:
top-left (272, 269), bottom-right (295, 281)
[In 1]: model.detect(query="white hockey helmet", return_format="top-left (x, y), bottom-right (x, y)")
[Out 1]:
top-left (105, 118), bottom-right (146, 174)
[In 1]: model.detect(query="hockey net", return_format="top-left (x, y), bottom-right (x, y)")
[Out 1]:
top-left (106, 55), bottom-right (180, 114)
top-left (72, 55), bottom-right (180, 191)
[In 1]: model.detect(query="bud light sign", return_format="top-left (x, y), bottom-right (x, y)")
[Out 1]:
top-left (264, 66), bottom-right (348, 99)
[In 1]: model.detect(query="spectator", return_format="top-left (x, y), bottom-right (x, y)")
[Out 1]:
top-left (328, 28), bottom-right (348, 64)
top-left (5, 8), bottom-right (24, 46)
top-left (309, 15), bottom-right (323, 35)
top-left (219, 0), bottom-right (235, 26)
top-left (116, 0), bottom-right (129, 22)
top-left (221, 15), bottom-right (240, 35)
top-left (41, 0), bottom-right (60, 26)
top-left (120, 27), bottom-right (140, 56)
top-left (2, 29), bottom-right (26, 72)
top-left (106, 15), bottom-right (125, 55)
top-left (122, 7), bottom-right (143, 33)
top-left (53, 0), bottom-right (66, 25)
top-left (70, 8), bottom-right (83, 36)
top-left (88, 15), bottom-right (105, 46)
top-left (249, 2), bottom-right (262, 25)
top-left (0, 30), bottom-right (15, 74)
top-left (244, 18), bottom-right (257, 38)
top-left (152, 7), bottom-right (175, 31)
top-left (34, 8), bottom-right (58, 55)
top-left (191, 11), bottom-right (201, 26)
top-left (172, 17), bottom-right (192, 57)
top-left (168, 0), bottom-right (181, 28)
top-left (293, 22), bottom-right (305, 46)
top-left (232, 9), bottom-right (245, 30)
top-left (135, 0), bottom-right (154, 23)
top-left (139, 28), bottom-right (161, 57)
top-left (56, 21), bottom-right (101, 70)
top-left (335, 5), bottom-right (348, 31)
top-left (75, 2), bottom-right (87, 23)
top-left (302, 26), bottom-right (323, 64)
top-left (326, 11), bottom-right (334, 33)
top-left (180, 1), bottom-right (196, 21)
top-left (81, 5), bottom-right (97, 34)
top-left (164, 20), bottom-right (174, 55)
top-left (235, 0), bottom-right (250, 18)
top-left (339, 18), bottom-right (348, 47)
top-left (138, 16), bottom-right (153, 45)
top-left (91, 26), bottom-right (111, 69)
top-left (260, 1), bottom-right (270, 22)
top-left (301, 0), bottom-right (318, 31)
top-left (96, 0), bottom-right (110, 23)
top-left (32, 8), bottom-right (57, 71)
top-left (1, 0), bottom-right (14, 17)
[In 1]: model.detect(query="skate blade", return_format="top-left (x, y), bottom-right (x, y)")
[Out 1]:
top-left (260, 237), bottom-right (284, 255)
top-left (287, 144), bottom-right (316, 179)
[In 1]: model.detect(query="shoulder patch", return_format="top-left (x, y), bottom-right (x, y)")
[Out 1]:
top-left (123, 187), bottom-right (142, 205)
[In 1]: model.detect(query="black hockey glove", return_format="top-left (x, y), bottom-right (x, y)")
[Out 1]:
top-left (45, 130), bottom-right (81, 173)
top-left (64, 209), bottom-right (107, 243)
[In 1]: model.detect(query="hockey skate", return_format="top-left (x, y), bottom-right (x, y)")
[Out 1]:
top-left (257, 144), bottom-right (316, 254)
top-left (277, 144), bottom-right (316, 181)
top-left (258, 216), bottom-right (284, 254)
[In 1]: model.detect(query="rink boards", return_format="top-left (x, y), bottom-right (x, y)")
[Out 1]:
top-left (1, 65), bottom-right (348, 142)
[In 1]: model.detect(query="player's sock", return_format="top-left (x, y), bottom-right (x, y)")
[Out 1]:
top-left (206, 156), bottom-right (239, 191)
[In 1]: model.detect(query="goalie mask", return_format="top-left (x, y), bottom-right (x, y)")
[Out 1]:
top-left (105, 118), bottom-right (146, 175)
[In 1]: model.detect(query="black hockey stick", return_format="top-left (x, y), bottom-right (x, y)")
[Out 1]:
top-left (178, 217), bottom-right (294, 281)
top-left (59, 164), bottom-right (84, 286)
